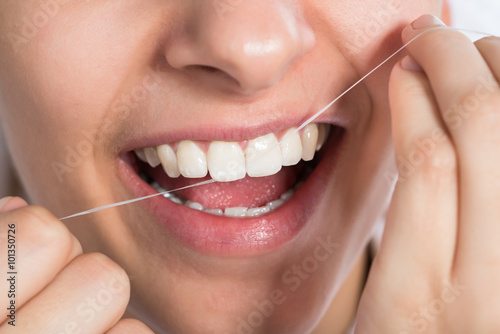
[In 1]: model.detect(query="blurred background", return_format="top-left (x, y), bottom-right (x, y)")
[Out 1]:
top-left (449, 0), bottom-right (500, 36)
top-left (0, 1), bottom-right (499, 199)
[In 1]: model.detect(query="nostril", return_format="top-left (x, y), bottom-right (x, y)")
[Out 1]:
top-left (185, 65), bottom-right (231, 77)
top-left (190, 65), bottom-right (220, 74)
top-left (184, 64), bottom-right (241, 88)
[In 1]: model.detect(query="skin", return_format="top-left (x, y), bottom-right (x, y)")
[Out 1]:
top-left (1, 0), bottom-right (499, 333)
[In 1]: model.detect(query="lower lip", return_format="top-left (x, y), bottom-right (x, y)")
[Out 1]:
top-left (119, 129), bottom-right (345, 256)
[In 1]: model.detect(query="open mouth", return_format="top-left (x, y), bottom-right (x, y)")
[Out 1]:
top-left (136, 123), bottom-right (330, 217)
top-left (119, 122), bottom-right (345, 255)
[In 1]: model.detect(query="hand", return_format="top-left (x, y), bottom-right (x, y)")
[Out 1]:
top-left (0, 197), bottom-right (153, 333)
top-left (355, 15), bottom-right (500, 333)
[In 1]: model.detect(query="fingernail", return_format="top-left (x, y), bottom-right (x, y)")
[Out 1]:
top-left (411, 14), bottom-right (445, 30)
top-left (401, 55), bottom-right (423, 72)
top-left (0, 196), bottom-right (12, 210)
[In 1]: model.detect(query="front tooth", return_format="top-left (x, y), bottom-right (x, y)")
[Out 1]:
top-left (246, 133), bottom-right (282, 177)
top-left (144, 147), bottom-right (161, 167)
top-left (301, 124), bottom-right (319, 161)
top-left (280, 128), bottom-right (302, 166)
top-left (177, 140), bottom-right (208, 178)
top-left (157, 144), bottom-right (181, 178)
top-left (207, 142), bottom-right (246, 182)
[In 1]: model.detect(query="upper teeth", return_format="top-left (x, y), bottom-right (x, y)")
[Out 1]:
top-left (135, 123), bottom-right (330, 182)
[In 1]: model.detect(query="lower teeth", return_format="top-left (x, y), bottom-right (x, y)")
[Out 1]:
top-left (149, 181), bottom-right (303, 218)
top-left (140, 156), bottom-right (314, 218)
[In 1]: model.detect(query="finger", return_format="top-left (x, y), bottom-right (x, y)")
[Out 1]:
top-left (106, 319), bottom-right (155, 334)
top-left (403, 15), bottom-right (500, 267)
top-left (402, 15), bottom-right (496, 121)
top-left (0, 196), bottom-right (27, 213)
top-left (377, 60), bottom-right (458, 280)
top-left (357, 61), bottom-right (460, 332)
top-left (475, 36), bottom-right (500, 81)
top-left (0, 205), bottom-right (82, 325)
top-left (0, 253), bottom-right (130, 334)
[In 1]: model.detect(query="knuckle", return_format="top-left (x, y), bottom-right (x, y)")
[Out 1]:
top-left (69, 253), bottom-right (131, 321)
top-left (398, 81), bottom-right (429, 103)
top-left (450, 80), bottom-right (500, 131)
top-left (390, 66), bottom-right (431, 106)
top-left (421, 141), bottom-right (457, 182)
top-left (2, 205), bottom-right (81, 257)
top-left (397, 76), bottom-right (431, 99)
top-left (29, 206), bottom-right (83, 259)
top-left (74, 253), bottom-right (130, 297)
top-left (471, 93), bottom-right (500, 130)
top-left (396, 130), bottom-right (456, 183)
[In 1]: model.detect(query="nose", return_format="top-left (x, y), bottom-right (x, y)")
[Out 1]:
top-left (164, 1), bottom-right (316, 94)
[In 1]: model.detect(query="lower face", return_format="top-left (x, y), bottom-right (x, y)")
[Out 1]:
top-left (0, 0), bottom-right (441, 333)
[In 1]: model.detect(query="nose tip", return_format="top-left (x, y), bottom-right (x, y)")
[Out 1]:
top-left (232, 30), bottom-right (315, 93)
top-left (165, 1), bottom-right (316, 94)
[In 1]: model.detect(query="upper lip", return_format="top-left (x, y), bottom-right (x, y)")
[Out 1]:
top-left (120, 102), bottom-right (351, 153)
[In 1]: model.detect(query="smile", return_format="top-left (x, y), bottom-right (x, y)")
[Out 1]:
top-left (134, 123), bottom-right (330, 217)
top-left (119, 119), bottom-right (346, 255)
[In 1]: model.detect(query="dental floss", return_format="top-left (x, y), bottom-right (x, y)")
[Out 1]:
top-left (276, 27), bottom-right (492, 145)
top-left (60, 179), bottom-right (215, 220)
top-left (59, 27), bottom-right (494, 221)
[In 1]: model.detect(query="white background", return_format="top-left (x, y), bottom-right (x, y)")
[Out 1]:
top-left (449, 0), bottom-right (500, 36)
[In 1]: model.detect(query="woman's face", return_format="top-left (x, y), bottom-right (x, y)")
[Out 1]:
top-left (0, 0), bottom-right (442, 333)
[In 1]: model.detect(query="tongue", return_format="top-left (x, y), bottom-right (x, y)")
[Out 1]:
top-left (148, 165), bottom-right (300, 209)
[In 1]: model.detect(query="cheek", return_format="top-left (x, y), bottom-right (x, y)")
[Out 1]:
top-left (329, 0), bottom-right (443, 124)
top-left (0, 26), bottom-right (110, 201)
top-left (0, 2), bottom-right (159, 198)
top-left (331, 0), bottom-right (442, 69)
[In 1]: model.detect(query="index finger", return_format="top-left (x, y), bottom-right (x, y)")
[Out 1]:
top-left (403, 15), bottom-right (500, 269)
